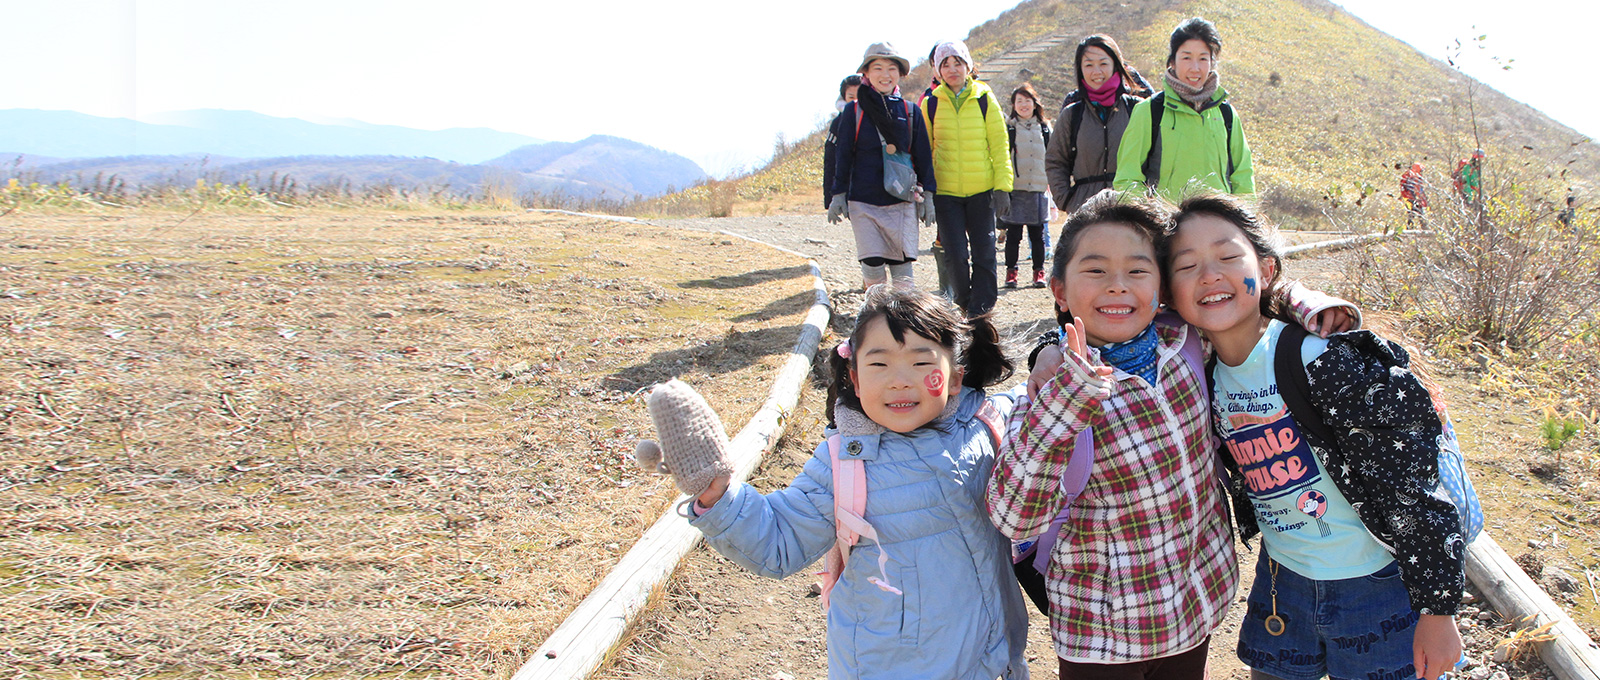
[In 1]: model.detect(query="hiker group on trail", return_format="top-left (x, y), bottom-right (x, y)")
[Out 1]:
top-left (635, 15), bottom-right (1484, 680)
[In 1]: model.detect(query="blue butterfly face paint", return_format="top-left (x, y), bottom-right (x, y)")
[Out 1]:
top-left (1244, 277), bottom-right (1257, 295)
top-left (1152, 297), bottom-right (1160, 311)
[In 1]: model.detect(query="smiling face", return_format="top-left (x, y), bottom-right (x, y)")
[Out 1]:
top-left (863, 58), bottom-right (901, 95)
top-left (939, 56), bottom-right (970, 90)
top-left (848, 317), bottom-right (960, 433)
top-left (1171, 38), bottom-right (1215, 87)
top-left (1012, 92), bottom-right (1035, 120)
top-left (1166, 213), bottom-right (1277, 353)
top-left (1079, 45), bottom-right (1115, 90)
top-left (1048, 223), bottom-right (1160, 347)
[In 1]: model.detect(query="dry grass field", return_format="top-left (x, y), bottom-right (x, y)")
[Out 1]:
top-left (0, 209), bottom-right (815, 678)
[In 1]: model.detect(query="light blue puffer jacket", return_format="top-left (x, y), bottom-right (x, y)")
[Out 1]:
top-left (690, 386), bottom-right (1030, 680)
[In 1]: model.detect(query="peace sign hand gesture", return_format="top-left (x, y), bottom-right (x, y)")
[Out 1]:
top-left (1024, 317), bottom-right (1115, 399)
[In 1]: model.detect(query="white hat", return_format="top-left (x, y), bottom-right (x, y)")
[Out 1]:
top-left (933, 41), bottom-right (974, 71)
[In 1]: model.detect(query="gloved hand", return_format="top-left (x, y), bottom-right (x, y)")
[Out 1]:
top-left (827, 193), bottom-right (849, 224)
top-left (634, 379), bottom-right (734, 498)
top-left (916, 198), bottom-right (934, 225)
top-left (991, 190), bottom-right (1011, 220)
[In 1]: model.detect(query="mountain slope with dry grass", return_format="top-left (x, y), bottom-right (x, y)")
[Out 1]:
top-left (664, 0), bottom-right (1597, 223)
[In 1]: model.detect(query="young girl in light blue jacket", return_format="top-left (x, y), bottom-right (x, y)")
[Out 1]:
top-left (637, 287), bottom-right (1029, 680)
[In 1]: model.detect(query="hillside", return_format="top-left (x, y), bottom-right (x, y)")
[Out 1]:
top-left (6, 136), bottom-right (706, 203)
top-left (482, 135), bottom-right (708, 198)
top-left (715, 0), bottom-right (1598, 222)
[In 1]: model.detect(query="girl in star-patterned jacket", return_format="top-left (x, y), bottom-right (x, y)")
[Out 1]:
top-left (1163, 193), bottom-right (1463, 680)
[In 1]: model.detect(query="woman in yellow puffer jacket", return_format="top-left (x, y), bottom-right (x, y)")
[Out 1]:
top-left (924, 40), bottom-right (1012, 317)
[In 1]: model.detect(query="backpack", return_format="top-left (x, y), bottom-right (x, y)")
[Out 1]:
top-left (818, 400), bottom-right (1004, 608)
top-left (1012, 315), bottom-right (1205, 572)
top-left (850, 100), bottom-right (919, 202)
top-left (1271, 324), bottom-right (1485, 544)
top-left (1059, 94), bottom-right (1139, 202)
top-left (1141, 91), bottom-right (1236, 192)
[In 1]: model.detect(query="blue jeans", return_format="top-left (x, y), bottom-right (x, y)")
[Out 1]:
top-left (933, 192), bottom-right (997, 316)
top-left (1237, 553), bottom-right (1419, 680)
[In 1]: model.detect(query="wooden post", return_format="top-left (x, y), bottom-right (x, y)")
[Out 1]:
top-left (1466, 535), bottom-right (1600, 680)
top-left (514, 260), bottom-right (831, 680)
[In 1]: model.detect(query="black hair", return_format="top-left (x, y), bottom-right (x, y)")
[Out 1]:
top-left (825, 287), bottom-right (1013, 427)
top-left (839, 74), bottom-right (863, 101)
top-left (1075, 34), bottom-right (1137, 96)
top-left (1008, 83), bottom-right (1047, 123)
top-left (1049, 190), bottom-right (1170, 327)
top-left (1164, 192), bottom-right (1291, 321)
top-left (1167, 17), bottom-right (1223, 68)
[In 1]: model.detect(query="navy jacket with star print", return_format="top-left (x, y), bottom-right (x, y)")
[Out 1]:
top-left (1216, 328), bottom-right (1465, 616)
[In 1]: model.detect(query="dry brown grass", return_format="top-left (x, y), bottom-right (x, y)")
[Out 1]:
top-left (0, 209), bottom-right (816, 678)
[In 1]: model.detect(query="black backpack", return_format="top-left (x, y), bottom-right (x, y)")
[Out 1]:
top-left (1142, 91), bottom-right (1236, 191)
top-left (1061, 93), bottom-right (1141, 193)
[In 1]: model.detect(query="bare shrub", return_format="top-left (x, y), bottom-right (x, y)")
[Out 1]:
top-left (1349, 174), bottom-right (1600, 352)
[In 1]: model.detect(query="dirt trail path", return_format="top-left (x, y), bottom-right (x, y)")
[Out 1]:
top-left (587, 215), bottom-right (1355, 680)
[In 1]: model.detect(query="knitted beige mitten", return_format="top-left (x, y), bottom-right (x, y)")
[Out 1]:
top-left (633, 379), bottom-right (733, 497)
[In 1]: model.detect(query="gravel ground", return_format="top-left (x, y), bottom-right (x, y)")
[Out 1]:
top-left (592, 214), bottom-right (1530, 680)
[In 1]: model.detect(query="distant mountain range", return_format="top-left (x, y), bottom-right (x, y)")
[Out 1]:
top-left (0, 109), bottom-right (707, 200)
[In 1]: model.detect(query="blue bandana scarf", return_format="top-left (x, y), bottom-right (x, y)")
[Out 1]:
top-left (1097, 322), bottom-right (1159, 385)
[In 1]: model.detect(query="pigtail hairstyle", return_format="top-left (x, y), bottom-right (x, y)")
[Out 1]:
top-left (1048, 189), bottom-right (1171, 327)
top-left (1165, 192), bottom-right (1292, 322)
top-left (960, 312), bottom-right (1013, 389)
top-left (825, 287), bottom-right (1013, 428)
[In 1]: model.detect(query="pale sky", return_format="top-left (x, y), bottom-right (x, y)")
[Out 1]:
top-left (3, 0), bottom-right (1595, 177)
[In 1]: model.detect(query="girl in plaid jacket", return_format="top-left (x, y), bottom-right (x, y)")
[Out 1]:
top-left (988, 190), bottom-right (1353, 679)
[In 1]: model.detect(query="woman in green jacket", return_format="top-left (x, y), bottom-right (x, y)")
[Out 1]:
top-left (1113, 17), bottom-right (1253, 200)
top-left (924, 40), bottom-right (1012, 317)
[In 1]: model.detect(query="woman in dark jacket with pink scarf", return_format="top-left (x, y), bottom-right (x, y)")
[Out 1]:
top-left (1045, 35), bottom-right (1146, 213)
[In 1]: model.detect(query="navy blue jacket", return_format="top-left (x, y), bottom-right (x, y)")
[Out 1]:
top-left (829, 96), bottom-right (936, 206)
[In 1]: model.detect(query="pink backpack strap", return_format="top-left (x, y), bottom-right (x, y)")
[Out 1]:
top-left (820, 434), bottom-right (900, 609)
top-left (973, 399), bottom-right (1004, 449)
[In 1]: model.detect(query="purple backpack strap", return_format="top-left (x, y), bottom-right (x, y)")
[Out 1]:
top-left (1028, 427), bottom-right (1093, 571)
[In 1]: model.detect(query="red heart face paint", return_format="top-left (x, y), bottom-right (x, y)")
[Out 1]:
top-left (924, 369), bottom-right (946, 396)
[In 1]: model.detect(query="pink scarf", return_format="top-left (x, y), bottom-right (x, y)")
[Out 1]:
top-left (1086, 72), bottom-right (1121, 107)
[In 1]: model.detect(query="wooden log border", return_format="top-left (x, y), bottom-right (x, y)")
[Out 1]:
top-left (1467, 535), bottom-right (1600, 679)
top-left (514, 229), bottom-right (831, 680)
top-left (1281, 232), bottom-right (1390, 257)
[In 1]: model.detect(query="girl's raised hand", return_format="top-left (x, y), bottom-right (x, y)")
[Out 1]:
top-left (1024, 318), bottom-right (1114, 399)
top-left (1063, 317), bottom-right (1116, 381)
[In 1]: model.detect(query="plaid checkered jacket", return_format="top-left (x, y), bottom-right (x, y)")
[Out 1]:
top-left (988, 321), bottom-right (1237, 663)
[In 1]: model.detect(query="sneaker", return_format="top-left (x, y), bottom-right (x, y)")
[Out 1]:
top-left (1032, 269), bottom-right (1046, 288)
top-left (1005, 268), bottom-right (1018, 288)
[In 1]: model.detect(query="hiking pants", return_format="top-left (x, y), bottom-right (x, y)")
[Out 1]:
top-left (1002, 221), bottom-right (1046, 273)
top-left (933, 192), bottom-right (997, 316)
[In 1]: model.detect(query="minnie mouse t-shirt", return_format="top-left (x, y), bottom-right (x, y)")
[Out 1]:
top-left (1212, 320), bottom-right (1392, 579)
